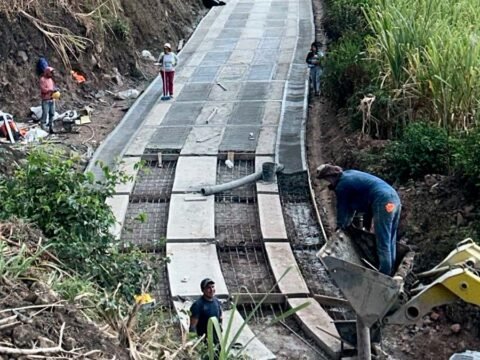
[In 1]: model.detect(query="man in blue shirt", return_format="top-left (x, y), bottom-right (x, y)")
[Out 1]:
top-left (316, 164), bottom-right (402, 276)
top-left (189, 278), bottom-right (223, 339)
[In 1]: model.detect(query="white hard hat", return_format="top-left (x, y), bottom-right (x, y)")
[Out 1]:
top-left (164, 43), bottom-right (171, 49)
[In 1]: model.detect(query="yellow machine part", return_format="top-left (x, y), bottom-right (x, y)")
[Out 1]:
top-left (385, 267), bottom-right (480, 325)
top-left (440, 268), bottom-right (480, 305)
top-left (434, 238), bottom-right (480, 269)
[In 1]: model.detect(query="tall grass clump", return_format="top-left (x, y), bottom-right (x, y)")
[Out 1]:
top-left (364, 0), bottom-right (480, 131)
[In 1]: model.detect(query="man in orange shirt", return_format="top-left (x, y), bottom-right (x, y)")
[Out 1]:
top-left (39, 67), bottom-right (56, 133)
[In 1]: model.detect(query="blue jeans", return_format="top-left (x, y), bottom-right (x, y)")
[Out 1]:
top-left (309, 66), bottom-right (322, 94)
top-left (372, 192), bottom-right (401, 276)
top-left (41, 100), bottom-right (55, 127)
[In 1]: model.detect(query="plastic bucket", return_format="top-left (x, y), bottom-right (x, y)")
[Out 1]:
top-left (262, 162), bottom-right (276, 182)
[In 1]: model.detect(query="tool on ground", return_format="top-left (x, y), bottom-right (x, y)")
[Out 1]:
top-left (216, 82), bottom-right (227, 91)
top-left (206, 107), bottom-right (218, 124)
top-left (134, 293), bottom-right (155, 309)
top-left (318, 229), bottom-right (480, 359)
top-left (0, 112), bottom-right (20, 144)
top-left (71, 70), bottom-right (86, 84)
top-left (157, 152), bottom-right (163, 168)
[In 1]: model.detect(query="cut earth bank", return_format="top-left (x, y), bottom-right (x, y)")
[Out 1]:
top-left (0, 0), bottom-right (205, 150)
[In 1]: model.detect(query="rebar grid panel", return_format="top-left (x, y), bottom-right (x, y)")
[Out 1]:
top-left (278, 173), bottom-right (346, 301)
top-left (239, 304), bottom-right (329, 360)
top-left (219, 245), bottom-right (277, 294)
top-left (121, 199), bottom-right (169, 248)
top-left (215, 201), bottom-right (261, 246)
top-left (132, 160), bottom-right (176, 199)
top-left (149, 253), bottom-right (172, 308)
top-left (214, 159), bottom-right (256, 200)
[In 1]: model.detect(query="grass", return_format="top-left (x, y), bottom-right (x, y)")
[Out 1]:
top-left (364, 0), bottom-right (480, 130)
top-left (0, 0), bottom-right (126, 68)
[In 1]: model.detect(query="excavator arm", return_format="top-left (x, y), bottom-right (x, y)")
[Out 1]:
top-left (385, 238), bottom-right (480, 325)
top-left (319, 233), bottom-right (480, 328)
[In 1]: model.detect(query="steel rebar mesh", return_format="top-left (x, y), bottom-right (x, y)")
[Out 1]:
top-left (278, 172), bottom-right (353, 321)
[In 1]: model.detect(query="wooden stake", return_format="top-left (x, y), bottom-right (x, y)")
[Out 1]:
top-left (157, 152), bottom-right (163, 168)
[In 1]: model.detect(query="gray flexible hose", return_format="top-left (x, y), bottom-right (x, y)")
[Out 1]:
top-left (201, 162), bottom-right (284, 196)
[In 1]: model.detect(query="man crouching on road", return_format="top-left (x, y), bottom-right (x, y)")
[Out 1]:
top-left (190, 278), bottom-right (223, 341)
top-left (316, 164), bottom-right (402, 276)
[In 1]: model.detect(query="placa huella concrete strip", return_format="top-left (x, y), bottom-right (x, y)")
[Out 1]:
top-left (172, 156), bottom-right (217, 193)
top-left (264, 242), bottom-right (309, 295)
top-left (167, 242), bottom-right (228, 297)
top-left (105, 195), bottom-right (129, 240)
top-left (288, 297), bottom-right (342, 359)
top-left (167, 194), bottom-right (215, 240)
top-left (258, 193), bottom-right (288, 240)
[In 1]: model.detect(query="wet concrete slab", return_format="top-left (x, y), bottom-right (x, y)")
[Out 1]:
top-left (287, 298), bottom-right (342, 359)
top-left (228, 102), bottom-right (265, 125)
top-left (227, 50), bottom-right (256, 65)
top-left (223, 310), bottom-right (276, 359)
top-left (219, 125), bottom-right (260, 152)
top-left (208, 82), bottom-right (242, 101)
top-left (172, 156), bottom-right (217, 192)
top-left (106, 195), bottom-right (129, 240)
top-left (167, 242), bottom-right (228, 297)
top-left (194, 103), bottom-right (233, 126)
top-left (264, 242), bottom-right (309, 295)
top-left (181, 126), bottom-right (224, 155)
top-left (162, 103), bottom-right (204, 126)
top-left (255, 125), bottom-right (277, 155)
top-left (258, 194), bottom-right (288, 240)
top-left (167, 194), bottom-right (215, 240)
top-left (255, 156), bottom-right (279, 193)
top-left (217, 65), bottom-right (249, 82)
top-left (236, 38), bottom-right (260, 50)
top-left (125, 126), bottom-right (155, 156)
top-left (263, 102), bottom-right (282, 125)
top-left (176, 83), bottom-right (213, 102)
top-left (143, 102), bottom-right (171, 126)
top-left (115, 157), bottom-right (141, 194)
top-left (148, 126), bottom-right (192, 151)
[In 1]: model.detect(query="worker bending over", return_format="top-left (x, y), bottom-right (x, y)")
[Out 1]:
top-left (316, 164), bottom-right (401, 276)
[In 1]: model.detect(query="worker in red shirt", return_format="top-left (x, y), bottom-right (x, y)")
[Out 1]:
top-left (39, 67), bottom-right (58, 133)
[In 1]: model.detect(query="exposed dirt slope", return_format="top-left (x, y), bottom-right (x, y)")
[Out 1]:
top-left (0, 0), bottom-right (204, 121)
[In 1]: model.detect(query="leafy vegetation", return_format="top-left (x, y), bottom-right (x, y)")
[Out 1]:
top-left (0, 146), bottom-right (156, 299)
top-left (382, 122), bottom-right (452, 182)
top-left (324, 0), bottom-right (480, 189)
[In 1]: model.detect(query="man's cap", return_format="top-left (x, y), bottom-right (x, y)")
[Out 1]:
top-left (316, 164), bottom-right (343, 179)
top-left (164, 43), bottom-right (171, 49)
top-left (200, 278), bottom-right (215, 290)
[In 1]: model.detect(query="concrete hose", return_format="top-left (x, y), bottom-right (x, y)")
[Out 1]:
top-left (201, 162), bottom-right (284, 196)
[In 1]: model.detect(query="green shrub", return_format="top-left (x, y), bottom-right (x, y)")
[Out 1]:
top-left (110, 18), bottom-right (130, 40)
top-left (0, 147), bottom-right (155, 299)
top-left (324, 0), bottom-right (370, 41)
top-left (453, 128), bottom-right (480, 189)
top-left (382, 122), bottom-right (452, 182)
top-left (323, 33), bottom-right (376, 107)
